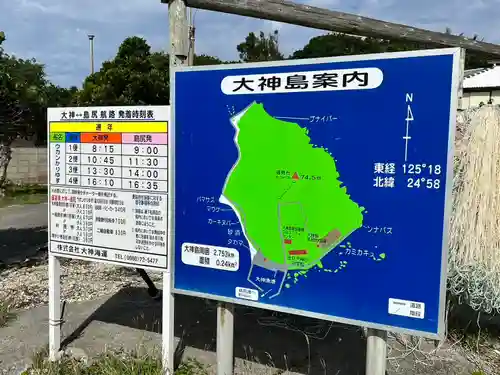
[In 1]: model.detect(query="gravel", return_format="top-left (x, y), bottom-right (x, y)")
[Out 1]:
top-left (0, 259), bottom-right (162, 310)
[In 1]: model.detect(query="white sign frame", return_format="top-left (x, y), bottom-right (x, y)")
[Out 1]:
top-left (46, 105), bottom-right (174, 370)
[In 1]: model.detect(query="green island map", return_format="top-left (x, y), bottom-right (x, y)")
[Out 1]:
top-left (219, 102), bottom-right (366, 297)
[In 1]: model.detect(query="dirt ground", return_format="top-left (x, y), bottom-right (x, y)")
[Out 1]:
top-left (0, 287), bottom-right (487, 375)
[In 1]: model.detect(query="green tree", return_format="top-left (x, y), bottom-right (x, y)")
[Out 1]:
top-left (290, 33), bottom-right (383, 59)
top-left (194, 54), bottom-right (224, 65)
top-left (0, 32), bottom-right (48, 190)
top-left (77, 37), bottom-right (170, 106)
top-left (290, 30), bottom-right (491, 70)
top-left (45, 84), bottom-right (78, 108)
top-left (237, 30), bottom-right (284, 62)
top-left (76, 36), bottom-right (231, 106)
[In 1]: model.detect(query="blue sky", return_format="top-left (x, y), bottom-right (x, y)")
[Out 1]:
top-left (1, 0), bottom-right (499, 88)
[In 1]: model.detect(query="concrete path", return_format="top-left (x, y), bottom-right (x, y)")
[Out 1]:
top-left (0, 287), bottom-right (476, 375)
top-left (0, 203), bottom-right (47, 230)
top-left (0, 203), bottom-right (47, 266)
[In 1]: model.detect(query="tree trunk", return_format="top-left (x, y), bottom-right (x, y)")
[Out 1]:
top-left (0, 143), bottom-right (12, 196)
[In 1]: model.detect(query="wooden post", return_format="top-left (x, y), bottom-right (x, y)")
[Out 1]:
top-left (188, 25), bottom-right (195, 66)
top-left (365, 328), bottom-right (387, 375)
top-left (457, 48), bottom-right (466, 110)
top-left (164, 1), bottom-right (188, 374)
top-left (188, 8), bottom-right (195, 66)
top-left (169, 0), bottom-right (189, 69)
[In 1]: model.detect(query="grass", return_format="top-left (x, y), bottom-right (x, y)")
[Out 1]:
top-left (455, 330), bottom-right (500, 375)
top-left (23, 347), bottom-right (209, 375)
top-left (0, 298), bottom-right (15, 327)
top-left (0, 193), bottom-right (46, 208)
top-left (446, 294), bottom-right (500, 373)
top-left (0, 182), bottom-right (47, 208)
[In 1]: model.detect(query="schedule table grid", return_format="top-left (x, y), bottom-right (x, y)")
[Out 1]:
top-left (49, 127), bottom-right (168, 193)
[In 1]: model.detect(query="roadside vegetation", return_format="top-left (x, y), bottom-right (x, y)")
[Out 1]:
top-left (24, 347), bottom-right (208, 375)
top-left (0, 182), bottom-right (46, 208)
top-left (0, 297), bottom-right (15, 327)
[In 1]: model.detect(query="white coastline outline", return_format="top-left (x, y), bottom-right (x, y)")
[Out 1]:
top-left (219, 101), bottom-right (259, 260)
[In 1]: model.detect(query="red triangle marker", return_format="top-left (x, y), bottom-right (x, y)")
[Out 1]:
top-left (292, 172), bottom-right (299, 180)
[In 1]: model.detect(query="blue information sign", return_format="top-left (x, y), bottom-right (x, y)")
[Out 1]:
top-left (170, 48), bottom-right (462, 338)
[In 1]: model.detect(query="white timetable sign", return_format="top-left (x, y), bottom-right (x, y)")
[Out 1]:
top-left (47, 105), bottom-right (170, 270)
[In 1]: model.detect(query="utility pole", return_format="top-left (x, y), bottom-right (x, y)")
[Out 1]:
top-left (88, 34), bottom-right (95, 74)
top-left (188, 8), bottom-right (195, 66)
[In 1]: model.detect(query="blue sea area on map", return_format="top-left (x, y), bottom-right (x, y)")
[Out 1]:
top-left (172, 51), bottom-right (457, 337)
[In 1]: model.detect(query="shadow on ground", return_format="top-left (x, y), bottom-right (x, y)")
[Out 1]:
top-left (0, 226), bottom-right (47, 266)
top-left (61, 286), bottom-right (366, 375)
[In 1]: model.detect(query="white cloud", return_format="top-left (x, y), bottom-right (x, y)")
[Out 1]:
top-left (2, 0), bottom-right (500, 87)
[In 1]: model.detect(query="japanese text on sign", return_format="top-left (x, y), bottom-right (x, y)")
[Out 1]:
top-left (181, 243), bottom-right (240, 271)
top-left (59, 108), bottom-right (156, 120)
top-left (221, 68), bottom-right (383, 95)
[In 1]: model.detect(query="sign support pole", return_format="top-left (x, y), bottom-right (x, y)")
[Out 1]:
top-left (365, 328), bottom-right (387, 375)
top-left (48, 254), bottom-right (61, 361)
top-left (217, 302), bottom-right (234, 375)
top-left (162, 272), bottom-right (174, 374)
top-left (166, 0), bottom-right (188, 373)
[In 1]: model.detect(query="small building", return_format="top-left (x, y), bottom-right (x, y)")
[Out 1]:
top-left (462, 64), bottom-right (500, 109)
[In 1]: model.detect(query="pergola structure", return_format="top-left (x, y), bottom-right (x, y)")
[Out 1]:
top-left (159, 1), bottom-right (500, 374)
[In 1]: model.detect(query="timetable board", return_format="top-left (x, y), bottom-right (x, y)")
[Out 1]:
top-left (47, 106), bottom-right (170, 270)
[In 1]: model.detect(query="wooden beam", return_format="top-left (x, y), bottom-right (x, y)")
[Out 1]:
top-left (181, 0), bottom-right (500, 56)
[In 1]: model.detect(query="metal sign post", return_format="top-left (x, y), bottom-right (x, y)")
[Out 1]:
top-left (48, 254), bottom-right (61, 361)
top-left (366, 328), bottom-right (388, 375)
top-left (217, 302), bottom-right (234, 375)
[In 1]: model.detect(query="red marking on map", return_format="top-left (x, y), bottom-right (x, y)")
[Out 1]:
top-left (289, 250), bottom-right (308, 255)
top-left (292, 172), bottom-right (300, 180)
top-left (284, 239), bottom-right (292, 244)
